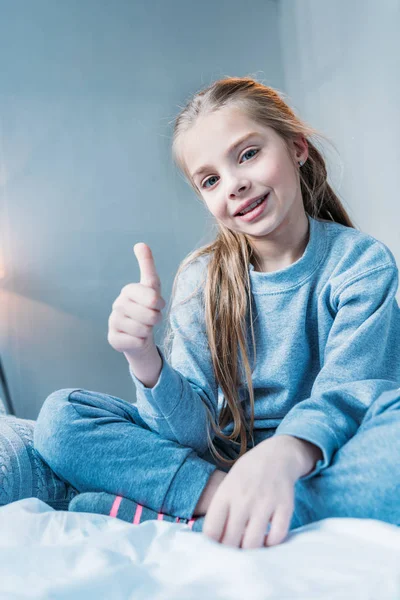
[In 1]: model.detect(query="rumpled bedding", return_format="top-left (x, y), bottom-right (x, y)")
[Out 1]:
top-left (0, 498), bottom-right (399, 599)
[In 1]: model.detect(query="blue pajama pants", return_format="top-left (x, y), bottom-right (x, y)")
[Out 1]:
top-left (33, 386), bottom-right (400, 530)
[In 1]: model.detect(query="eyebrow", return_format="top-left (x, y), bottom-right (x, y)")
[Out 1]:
top-left (191, 132), bottom-right (261, 181)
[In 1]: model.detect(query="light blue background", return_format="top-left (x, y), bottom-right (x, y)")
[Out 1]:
top-left (0, 0), bottom-right (399, 417)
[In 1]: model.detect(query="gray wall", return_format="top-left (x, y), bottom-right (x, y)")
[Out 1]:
top-left (278, 0), bottom-right (400, 278)
top-left (1, 1), bottom-right (399, 419)
top-left (0, 0), bottom-right (283, 418)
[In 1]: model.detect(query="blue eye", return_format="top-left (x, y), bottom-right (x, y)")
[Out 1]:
top-left (242, 148), bottom-right (258, 161)
top-left (201, 148), bottom-right (259, 189)
top-left (202, 175), bottom-right (218, 189)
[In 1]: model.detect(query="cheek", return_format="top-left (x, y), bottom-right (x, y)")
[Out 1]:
top-left (202, 193), bottom-right (224, 215)
top-left (265, 158), bottom-right (296, 190)
top-left (203, 198), bottom-right (222, 218)
top-left (263, 159), bottom-right (284, 182)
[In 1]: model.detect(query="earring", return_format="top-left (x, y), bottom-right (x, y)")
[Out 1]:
top-left (298, 159), bottom-right (305, 167)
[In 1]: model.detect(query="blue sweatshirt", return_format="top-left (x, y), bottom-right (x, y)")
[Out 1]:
top-left (129, 213), bottom-right (400, 480)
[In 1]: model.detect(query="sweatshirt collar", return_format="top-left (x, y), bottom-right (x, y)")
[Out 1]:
top-left (248, 213), bottom-right (327, 294)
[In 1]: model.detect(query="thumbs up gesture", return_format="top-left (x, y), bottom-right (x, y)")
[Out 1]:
top-left (108, 243), bottom-right (167, 360)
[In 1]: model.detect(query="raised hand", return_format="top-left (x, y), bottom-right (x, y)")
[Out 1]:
top-left (107, 243), bottom-right (166, 360)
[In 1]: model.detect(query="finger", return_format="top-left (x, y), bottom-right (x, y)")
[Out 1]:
top-left (133, 243), bottom-right (161, 292)
top-left (220, 509), bottom-right (250, 548)
top-left (119, 282), bottom-right (165, 312)
top-left (240, 510), bottom-right (272, 550)
top-left (202, 497), bottom-right (230, 544)
top-left (265, 506), bottom-right (292, 547)
top-left (116, 314), bottom-right (153, 338)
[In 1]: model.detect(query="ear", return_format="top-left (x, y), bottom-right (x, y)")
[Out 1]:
top-left (290, 134), bottom-right (308, 164)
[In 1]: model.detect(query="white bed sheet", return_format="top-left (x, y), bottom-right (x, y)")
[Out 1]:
top-left (0, 498), bottom-right (399, 599)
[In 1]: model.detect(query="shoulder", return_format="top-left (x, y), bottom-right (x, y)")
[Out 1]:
top-left (178, 253), bottom-right (210, 287)
top-left (172, 253), bottom-right (210, 306)
top-left (316, 218), bottom-right (398, 294)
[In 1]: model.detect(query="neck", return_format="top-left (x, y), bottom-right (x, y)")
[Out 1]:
top-left (251, 211), bottom-right (310, 273)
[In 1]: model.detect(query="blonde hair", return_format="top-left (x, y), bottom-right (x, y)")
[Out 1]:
top-left (162, 76), bottom-right (355, 469)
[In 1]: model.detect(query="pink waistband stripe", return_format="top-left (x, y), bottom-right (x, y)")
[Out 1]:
top-left (109, 495), bottom-right (123, 518)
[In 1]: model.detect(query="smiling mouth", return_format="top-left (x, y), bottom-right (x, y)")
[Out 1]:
top-left (235, 192), bottom-right (269, 217)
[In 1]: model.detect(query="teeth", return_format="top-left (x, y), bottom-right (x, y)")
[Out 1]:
top-left (238, 195), bottom-right (265, 216)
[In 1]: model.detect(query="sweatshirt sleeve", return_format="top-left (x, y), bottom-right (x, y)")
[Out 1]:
top-left (129, 258), bottom-right (219, 456)
top-left (274, 259), bottom-right (400, 481)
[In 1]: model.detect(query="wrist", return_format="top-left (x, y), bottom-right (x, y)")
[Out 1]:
top-left (271, 434), bottom-right (323, 480)
top-left (126, 344), bottom-right (163, 388)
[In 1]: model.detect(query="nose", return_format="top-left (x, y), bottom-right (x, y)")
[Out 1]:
top-left (227, 180), bottom-right (250, 199)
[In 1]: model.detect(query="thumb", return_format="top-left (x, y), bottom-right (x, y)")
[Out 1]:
top-left (133, 243), bottom-right (161, 292)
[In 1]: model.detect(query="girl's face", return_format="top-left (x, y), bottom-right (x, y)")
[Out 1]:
top-left (180, 105), bottom-right (309, 261)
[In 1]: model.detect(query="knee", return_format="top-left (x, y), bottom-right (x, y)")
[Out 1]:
top-left (33, 388), bottom-right (82, 471)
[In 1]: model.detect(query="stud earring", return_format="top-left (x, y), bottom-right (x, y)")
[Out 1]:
top-left (298, 159), bottom-right (305, 167)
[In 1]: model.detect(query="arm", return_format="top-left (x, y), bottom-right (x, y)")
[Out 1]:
top-left (274, 260), bottom-right (400, 480)
top-left (129, 258), bottom-right (219, 456)
top-left (126, 344), bottom-right (163, 389)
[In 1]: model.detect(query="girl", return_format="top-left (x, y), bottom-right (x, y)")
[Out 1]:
top-left (34, 76), bottom-right (400, 550)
